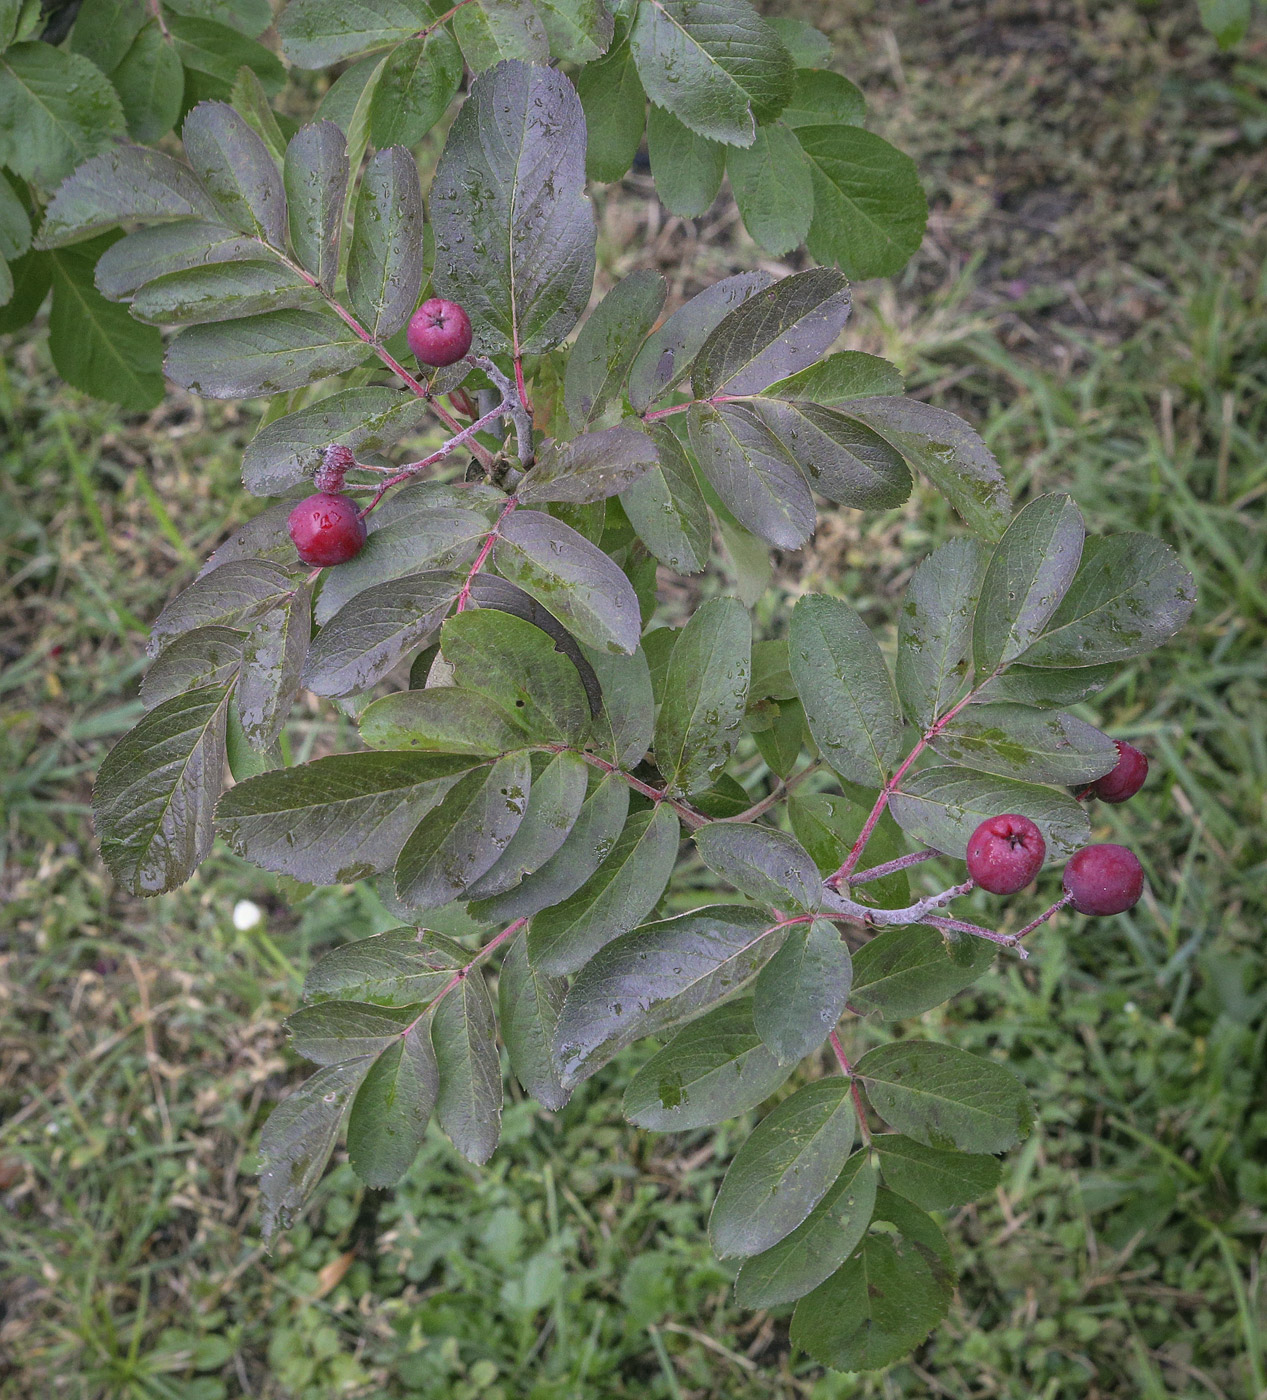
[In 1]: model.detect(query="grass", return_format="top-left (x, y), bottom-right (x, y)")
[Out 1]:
top-left (3, 0), bottom-right (1266, 1395)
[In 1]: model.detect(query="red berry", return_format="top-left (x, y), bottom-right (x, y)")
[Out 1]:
top-left (965, 814), bottom-right (1046, 895)
top-left (1062, 843), bottom-right (1144, 916)
top-left (287, 492), bottom-right (367, 567)
top-left (407, 297), bottom-right (472, 367)
top-left (1091, 741), bottom-right (1149, 804)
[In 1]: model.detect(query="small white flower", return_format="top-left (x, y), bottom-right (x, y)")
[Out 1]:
top-left (233, 899), bottom-right (263, 932)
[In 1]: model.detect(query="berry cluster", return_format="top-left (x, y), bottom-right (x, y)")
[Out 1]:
top-left (287, 301), bottom-right (475, 568)
top-left (965, 741), bottom-right (1149, 921)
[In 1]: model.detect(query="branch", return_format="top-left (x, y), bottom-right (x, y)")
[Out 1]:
top-left (472, 355), bottom-right (534, 467)
top-left (847, 848), bottom-right (940, 885)
top-left (713, 759), bottom-right (822, 825)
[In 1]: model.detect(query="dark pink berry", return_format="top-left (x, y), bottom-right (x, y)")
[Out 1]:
top-left (288, 492), bottom-right (367, 567)
top-left (965, 814), bottom-right (1046, 895)
top-left (1062, 844), bottom-right (1144, 916)
top-left (407, 297), bottom-right (472, 367)
top-left (1092, 741), bottom-right (1149, 804)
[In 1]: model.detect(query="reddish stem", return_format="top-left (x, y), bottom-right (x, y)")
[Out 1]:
top-left (514, 357), bottom-right (532, 417)
top-left (923, 914), bottom-right (1028, 957)
top-left (454, 497), bottom-right (519, 613)
top-left (829, 1031), bottom-right (872, 1145)
top-left (713, 760), bottom-right (822, 825)
top-left (1015, 893), bottom-right (1072, 939)
top-left (406, 918), bottom-right (527, 1033)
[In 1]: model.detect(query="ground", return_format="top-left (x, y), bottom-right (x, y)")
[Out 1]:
top-left (1, 1), bottom-right (1265, 1396)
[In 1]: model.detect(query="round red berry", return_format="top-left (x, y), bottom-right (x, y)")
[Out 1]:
top-left (965, 813), bottom-right (1046, 895)
top-left (288, 492), bottom-right (367, 567)
top-left (1091, 741), bottom-right (1149, 804)
top-left (1062, 843), bottom-right (1144, 915)
top-left (407, 297), bottom-right (472, 367)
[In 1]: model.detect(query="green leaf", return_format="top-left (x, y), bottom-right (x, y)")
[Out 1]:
top-left (140, 626), bottom-right (245, 709)
top-left (1198, 0), bottom-right (1252, 46)
top-left (527, 803), bottom-right (680, 975)
top-left (645, 102), bottom-right (725, 217)
top-left (582, 642), bottom-right (655, 768)
top-left (431, 59), bottom-right (594, 355)
top-left (241, 386), bottom-right (433, 495)
top-left (688, 401), bottom-right (815, 549)
top-left (258, 1059), bottom-right (372, 1238)
top-left (709, 1079), bottom-right (856, 1258)
top-left (47, 241), bottom-right (164, 410)
top-left (841, 397), bottom-right (1011, 541)
top-left (347, 144), bottom-right (424, 341)
top-left (1017, 533), bottom-right (1197, 668)
top-left (733, 1150), bottom-right (878, 1307)
top-left (288, 999), bottom-right (422, 1065)
top-left (622, 995), bottom-right (791, 1131)
top-left (751, 697), bottom-right (806, 779)
top-left (466, 751), bottom-right (588, 899)
top-left (856, 1040), bottom-right (1034, 1153)
top-left (111, 21), bottom-right (184, 143)
top-left (166, 0), bottom-right (274, 39)
top-left (889, 764), bottom-right (1090, 861)
top-left (789, 593), bottom-right (902, 788)
top-left (360, 686), bottom-right (524, 758)
top-left (304, 927), bottom-right (466, 1005)
top-left (781, 68), bottom-right (864, 128)
top-left (70, 0), bottom-right (147, 72)
top-left (94, 685), bottom-right (232, 895)
top-left (620, 421), bottom-right (711, 574)
top-left (536, 0), bottom-right (613, 60)
top-left (94, 219), bottom-right (270, 299)
top-left (0, 172), bottom-right (30, 262)
top-left (149, 560), bottom-right (293, 653)
top-left (577, 36), bottom-right (646, 183)
top-left (346, 1021), bottom-right (438, 1187)
top-left (129, 260), bottom-right (317, 324)
top-left (693, 822), bottom-right (821, 912)
top-left (765, 17), bottom-right (832, 69)
top-left (493, 509), bottom-right (642, 654)
top-left (627, 269), bottom-right (771, 411)
top-left (790, 1190), bottom-right (954, 1371)
top-left (850, 925), bottom-right (996, 1020)
top-left (931, 703), bottom-right (1117, 786)
top-left (314, 508), bottom-right (487, 625)
top-left (755, 397), bottom-right (911, 510)
top-left (302, 570), bottom-right (462, 697)
top-left (370, 25), bottom-right (464, 147)
top-left (452, 0), bottom-right (550, 70)
top-left (313, 53), bottom-right (384, 131)
top-left (979, 661), bottom-right (1117, 709)
top-left (236, 581), bottom-right (311, 750)
top-left (230, 65), bottom-right (289, 162)
top-left (284, 122), bottom-right (348, 291)
top-left (628, 0), bottom-right (794, 145)
top-left (692, 266), bottom-right (852, 399)
top-left (429, 595), bottom-right (600, 737)
top-left (469, 770), bottom-right (629, 922)
top-left (564, 270), bottom-right (666, 430)
top-left (764, 350), bottom-right (903, 405)
top-left (167, 13), bottom-right (285, 93)
top-left (182, 100), bottom-right (286, 246)
top-left (0, 43), bottom-right (125, 189)
top-left (873, 1134), bottom-right (1001, 1211)
top-left (432, 968), bottom-right (503, 1163)
top-left (654, 595), bottom-right (751, 797)
top-left (520, 426), bottom-right (660, 505)
top-left (499, 934), bottom-right (570, 1110)
top-left (554, 904), bottom-right (779, 1084)
top-left (278, 0), bottom-right (435, 66)
top-left (726, 122), bottom-right (813, 256)
top-left (797, 123), bottom-right (926, 280)
top-left (215, 751), bottom-right (476, 883)
top-left (753, 919), bottom-right (851, 1065)
top-left (166, 307), bottom-right (368, 398)
top-left (972, 493), bottom-right (1086, 680)
top-left (37, 146), bottom-right (217, 249)
top-left (395, 753), bottom-right (532, 908)
top-left (895, 538), bottom-right (986, 728)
